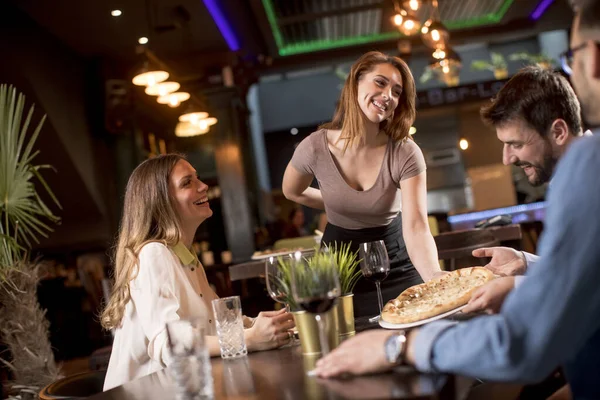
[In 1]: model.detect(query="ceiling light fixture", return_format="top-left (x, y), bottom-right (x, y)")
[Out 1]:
top-left (111, 10), bottom-right (122, 17)
top-left (157, 92), bottom-right (190, 107)
top-left (192, 117), bottom-right (218, 130)
top-left (179, 111), bottom-right (209, 123)
top-left (131, 62), bottom-right (169, 86)
top-left (145, 81), bottom-right (180, 96)
top-left (175, 121), bottom-right (210, 137)
top-left (138, 37), bottom-right (149, 45)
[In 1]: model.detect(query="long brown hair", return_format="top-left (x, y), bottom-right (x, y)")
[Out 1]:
top-left (320, 51), bottom-right (416, 152)
top-left (101, 154), bottom-right (186, 330)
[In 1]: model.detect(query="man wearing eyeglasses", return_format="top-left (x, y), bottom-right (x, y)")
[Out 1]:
top-left (566, 2), bottom-right (600, 131)
top-left (313, 2), bottom-right (600, 399)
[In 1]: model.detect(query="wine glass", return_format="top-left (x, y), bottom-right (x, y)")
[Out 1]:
top-left (290, 251), bottom-right (340, 358)
top-left (265, 256), bottom-right (289, 311)
top-left (359, 240), bottom-right (391, 323)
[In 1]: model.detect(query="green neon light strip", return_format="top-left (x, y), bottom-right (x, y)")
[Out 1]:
top-left (262, 0), bottom-right (515, 56)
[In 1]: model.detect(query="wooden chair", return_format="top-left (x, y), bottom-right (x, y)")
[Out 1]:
top-left (434, 229), bottom-right (500, 271)
top-left (39, 370), bottom-right (106, 399)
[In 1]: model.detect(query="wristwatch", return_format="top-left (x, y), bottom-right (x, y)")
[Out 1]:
top-left (384, 330), bottom-right (407, 365)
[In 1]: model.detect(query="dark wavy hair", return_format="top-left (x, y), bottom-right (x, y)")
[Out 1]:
top-left (480, 66), bottom-right (582, 138)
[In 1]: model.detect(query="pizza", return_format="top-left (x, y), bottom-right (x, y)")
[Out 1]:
top-left (381, 267), bottom-right (495, 324)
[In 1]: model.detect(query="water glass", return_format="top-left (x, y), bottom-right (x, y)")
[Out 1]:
top-left (211, 296), bottom-right (248, 359)
top-left (166, 317), bottom-right (214, 400)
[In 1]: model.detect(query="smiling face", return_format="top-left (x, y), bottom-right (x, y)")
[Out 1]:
top-left (168, 160), bottom-right (212, 228)
top-left (356, 63), bottom-right (403, 125)
top-left (496, 119), bottom-right (557, 186)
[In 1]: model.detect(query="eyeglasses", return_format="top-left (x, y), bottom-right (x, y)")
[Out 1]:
top-left (560, 43), bottom-right (588, 76)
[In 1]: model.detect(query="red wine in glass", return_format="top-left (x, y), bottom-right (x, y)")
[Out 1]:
top-left (359, 240), bottom-right (391, 322)
top-left (298, 296), bottom-right (337, 314)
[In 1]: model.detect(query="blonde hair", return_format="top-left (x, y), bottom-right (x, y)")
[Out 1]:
top-left (320, 51), bottom-right (417, 153)
top-left (101, 154), bottom-right (186, 330)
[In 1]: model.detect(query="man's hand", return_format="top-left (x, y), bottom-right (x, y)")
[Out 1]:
top-left (463, 276), bottom-right (516, 314)
top-left (313, 330), bottom-right (394, 378)
top-left (472, 247), bottom-right (527, 276)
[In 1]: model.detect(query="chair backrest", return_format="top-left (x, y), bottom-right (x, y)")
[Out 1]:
top-left (39, 370), bottom-right (107, 399)
top-left (273, 236), bottom-right (317, 251)
top-left (434, 229), bottom-right (500, 270)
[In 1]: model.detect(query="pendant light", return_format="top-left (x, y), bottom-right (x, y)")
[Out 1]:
top-left (401, 0), bottom-right (423, 12)
top-left (157, 92), bottom-right (190, 107)
top-left (132, 61), bottom-right (169, 87)
top-left (179, 111), bottom-right (209, 123)
top-left (175, 121), bottom-right (210, 137)
top-left (145, 81), bottom-right (180, 96)
top-left (420, 1), bottom-right (449, 49)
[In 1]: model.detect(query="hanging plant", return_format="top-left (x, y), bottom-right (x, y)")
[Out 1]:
top-left (471, 52), bottom-right (509, 80)
top-left (509, 52), bottom-right (555, 69)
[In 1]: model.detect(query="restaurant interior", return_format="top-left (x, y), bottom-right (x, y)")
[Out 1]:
top-left (0, 0), bottom-right (583, 399)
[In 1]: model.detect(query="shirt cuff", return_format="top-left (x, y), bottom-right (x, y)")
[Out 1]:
top-left (413, 320), bottom-right (458, 373)
top-left (522, 252), bottom-right (539, 270)
top-left (514, 275), bottom-right (526, 288)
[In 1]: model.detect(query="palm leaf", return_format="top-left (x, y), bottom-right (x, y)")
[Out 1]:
top-left (0, 84), bottom-right (60, 275)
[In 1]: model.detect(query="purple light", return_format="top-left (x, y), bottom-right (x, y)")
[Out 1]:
top-left (530, 0), bottom-right (555, 20)
top-left (202, 0), bottom-right (240, 51)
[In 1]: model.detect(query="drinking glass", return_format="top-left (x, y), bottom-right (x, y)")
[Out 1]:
top-left (265, 256), bottom-right (289, 309)
top-left (359, 240), bottom-right (391, 323)
top-left (166, 317), bottom-right (214, 399)
top-left (211, 296), bottom-right (247, 359)
top-left (290, 250), bottom-right (340, 357)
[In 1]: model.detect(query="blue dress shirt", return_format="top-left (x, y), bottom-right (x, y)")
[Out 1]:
top-left (413, 135), bottom-right (600, 400)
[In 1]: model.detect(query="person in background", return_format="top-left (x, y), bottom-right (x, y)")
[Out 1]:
top-left (462, 66), bottom-right (590, 314)
top-left (282, 51), bottom-right (442, 318)
top-left (313, 3), bottom-right (600, 398)
top-left (101, 154), bottom-right (295, 390)
top-left (282, 207), bottom-right (308, 238)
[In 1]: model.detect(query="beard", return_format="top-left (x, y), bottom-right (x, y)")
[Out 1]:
top-left (515, 152), bottom-right (557, 187)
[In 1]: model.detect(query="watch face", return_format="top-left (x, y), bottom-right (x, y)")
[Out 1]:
top-left (385, 334), bottom-right (401, 363)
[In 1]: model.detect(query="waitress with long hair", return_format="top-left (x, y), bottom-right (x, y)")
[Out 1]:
top-left (282, 51), bottom-right (443, 318)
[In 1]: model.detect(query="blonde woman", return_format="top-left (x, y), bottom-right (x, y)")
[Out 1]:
top-left (282, 51), bottom-right (443, 318)
top-left (101, 154), bottom-right (295, 390)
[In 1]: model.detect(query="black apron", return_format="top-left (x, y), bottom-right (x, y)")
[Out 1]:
top-left (321, 213), bottom-right (423, 318)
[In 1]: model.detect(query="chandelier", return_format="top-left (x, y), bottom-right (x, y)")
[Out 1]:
top-left (392, 0), bottom-right (459, 86)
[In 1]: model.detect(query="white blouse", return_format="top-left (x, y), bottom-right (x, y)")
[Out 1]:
top-left (103, 242), bottom-right (218, 391)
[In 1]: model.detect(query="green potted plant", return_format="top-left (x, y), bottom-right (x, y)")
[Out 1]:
top-left (274, 250), bottom-right (339, 355)
top-left (471, 52), bottom-right (509, 80)
top-left (330, 242), bottom-right (361, 339)
top-left (273, 243), bottom-right (361, 354)
top-left (509, 52), bottom-right (555, 69)
top-left (0, 84), bottom-right (61, 396)
top-left (420, 66), bottom-right (461, 87)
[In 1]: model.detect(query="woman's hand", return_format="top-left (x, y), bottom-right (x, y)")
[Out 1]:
top-left (245, 308), bottom-right (296, 352)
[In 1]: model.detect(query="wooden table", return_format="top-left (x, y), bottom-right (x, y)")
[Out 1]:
top-left (90, 345), bottom-right (472, 399)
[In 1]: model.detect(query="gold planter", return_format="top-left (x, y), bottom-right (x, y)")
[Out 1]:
top-left (336, 294), bottom-right (355, 340)
top-left (292, 307), bottom-right (339, 356)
